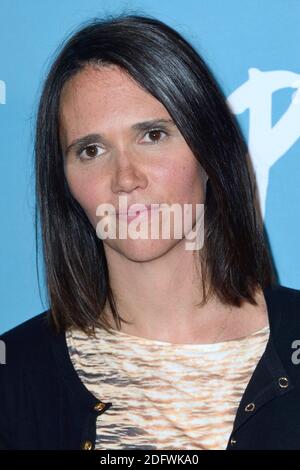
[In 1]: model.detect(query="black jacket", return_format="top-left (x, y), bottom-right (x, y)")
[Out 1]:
top-left (1, 284), bottom-right (300, 450)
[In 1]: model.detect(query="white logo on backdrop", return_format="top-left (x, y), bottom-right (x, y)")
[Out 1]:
top-left (227, 68), bottom-right (300, 218)
top-left (0, 80), bottom-right (6, 104)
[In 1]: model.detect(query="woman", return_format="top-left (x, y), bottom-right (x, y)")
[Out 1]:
top-left (1, 13), bottom-right (300, 451)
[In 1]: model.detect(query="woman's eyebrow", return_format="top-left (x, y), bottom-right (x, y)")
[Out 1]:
top-left (64, 118), bottom-right (176, 156)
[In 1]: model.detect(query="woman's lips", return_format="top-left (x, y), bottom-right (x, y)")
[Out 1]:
top-left (116, 206), bottom-right (160, 223)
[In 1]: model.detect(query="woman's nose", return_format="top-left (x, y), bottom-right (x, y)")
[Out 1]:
top-left (110, 150), bottom-right (148, 195)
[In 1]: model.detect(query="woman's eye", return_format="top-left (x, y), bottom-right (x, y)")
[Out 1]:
top-left (141, 129), bottom-right (168, 143)
top-left (75, 130), bottom-right (168, 161)
top-left (77, 144), bottom-right (103, 160)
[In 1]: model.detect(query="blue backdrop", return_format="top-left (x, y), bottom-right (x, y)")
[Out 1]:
top-left (0, 0), bottom-right (299, 333)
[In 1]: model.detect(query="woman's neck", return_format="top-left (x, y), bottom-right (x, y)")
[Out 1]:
top-left (103, 241), bottom-right (269, 344)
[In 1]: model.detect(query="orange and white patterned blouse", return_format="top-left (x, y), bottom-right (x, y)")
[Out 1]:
top-left (65, 322), bottom-right (270, 450)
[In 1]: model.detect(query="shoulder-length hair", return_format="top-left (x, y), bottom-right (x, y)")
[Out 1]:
top-left (35, 13), bottom-right (277, 335)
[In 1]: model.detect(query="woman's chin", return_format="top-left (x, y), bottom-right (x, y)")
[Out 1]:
top-left (103, 237), bottom-right (181, 262)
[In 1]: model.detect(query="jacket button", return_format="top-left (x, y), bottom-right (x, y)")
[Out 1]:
top-left (94, 402), bottom-right (106, 412)
top-left (230, 437), bottom-right (237, 445)
top-left (245, 402), bottom-right (255, 412)
top-left (81, 440), bottom-right (93, 450)
top-left (278, 377), bottom-right (289, 388)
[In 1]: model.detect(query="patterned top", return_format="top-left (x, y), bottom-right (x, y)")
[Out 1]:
top-left (65, 322), bottom-right (270, 450)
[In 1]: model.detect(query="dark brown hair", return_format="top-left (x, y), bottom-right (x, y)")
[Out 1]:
top-left (34, 13), bottom-right (277, 335)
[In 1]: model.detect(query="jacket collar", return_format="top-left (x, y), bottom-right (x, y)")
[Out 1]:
top-left (228, 284), bottom-right (295, 435)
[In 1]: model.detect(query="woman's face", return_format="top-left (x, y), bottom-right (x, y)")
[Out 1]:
top-left (59, 63), bottom-right (208, 261)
